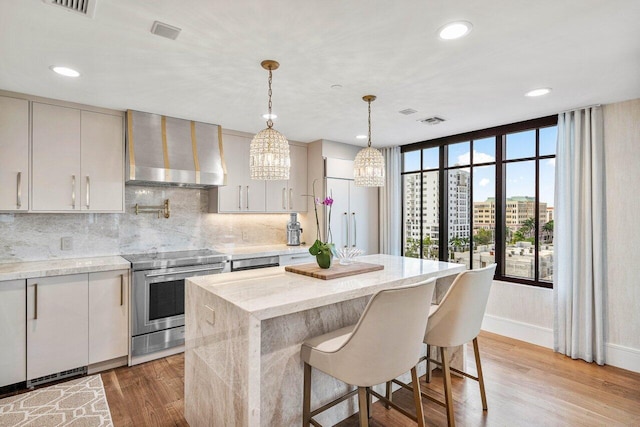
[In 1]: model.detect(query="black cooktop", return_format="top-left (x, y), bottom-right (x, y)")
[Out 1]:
top-left (122, 249), bottom-right (229, 271)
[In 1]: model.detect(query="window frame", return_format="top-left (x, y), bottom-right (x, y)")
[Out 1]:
top-left (401, 115), bottom-right (557, 288)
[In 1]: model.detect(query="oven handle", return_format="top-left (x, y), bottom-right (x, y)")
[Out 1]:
top-left (144, 266), bottom-right (224, 278)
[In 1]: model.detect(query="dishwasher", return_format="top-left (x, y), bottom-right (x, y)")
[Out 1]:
top-left (230, 255), bottom-right (280, 272)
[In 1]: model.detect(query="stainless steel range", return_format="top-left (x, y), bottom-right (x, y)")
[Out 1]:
top-left (122, 249), bottom-right (229, 361)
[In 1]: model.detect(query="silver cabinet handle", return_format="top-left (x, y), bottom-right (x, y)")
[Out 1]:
top-left (86, 176), bottom-right (91, 209)
top-left (120, 274), bottom-right (124, 306)
top-left (34, 283), bottom-right (38, 320)
top-left (238, 185), bottom-right (242, 210)
top-left (246, 186), bottom-right (249, 209)
top-left (282, 188), bottom-right (286, 210)
top-left (71, 175), bottom-right (76, 209)
top-left (16, 172), bottom-right (22, 208)
top-left (352, 212), bottom-right (357, 247)
top-left (289, 188), bottom-right (293, 210)
top-left (343, 212), bottom-right (349, 248)
top-left (145, 265), bottom-right (224, 277)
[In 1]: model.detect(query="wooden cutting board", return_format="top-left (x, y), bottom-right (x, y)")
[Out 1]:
top-left (285, 261), bottom-right (384, 280)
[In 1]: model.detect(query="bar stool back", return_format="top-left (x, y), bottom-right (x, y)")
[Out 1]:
top-left (301, 279), bottom-right (436, 427)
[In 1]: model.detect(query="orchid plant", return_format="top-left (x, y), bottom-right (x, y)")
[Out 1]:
top-left (308, 180), bottom-right (335, 258)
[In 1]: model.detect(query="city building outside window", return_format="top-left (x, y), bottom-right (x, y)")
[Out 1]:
top-left (401, 116), bottom-right (557, 288)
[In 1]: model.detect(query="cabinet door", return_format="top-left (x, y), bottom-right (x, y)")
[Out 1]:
top-left (0, 280), bottom-right (26, 387)
top-left (349, 183), bottom-right (379, 254)
top-left (32, 103), bottom-right (81, 211)
top-left (81, 111), bottom-right (124, 212)
top-left (217, 134), bottom-right (247, 212)
top-left (216, 133), bottom-right (266, 212)
top-left (265, 180), bottom-right (289, 212)
top-left (325, 178), bottom-right (350, 249)
top-left (89, 270), bottom-right (128, 364)
top-left (27, 275), bottom-right (88, 381)
top-left (288, 144), bottom-right (308, 212)
top-left (0, 96), bottom-right (29, 211)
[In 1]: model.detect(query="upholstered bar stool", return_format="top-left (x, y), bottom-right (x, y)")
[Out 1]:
top-left (424, 264), bottom-right (496, 427)
top-left (300, 279), bottom-right (436, 427)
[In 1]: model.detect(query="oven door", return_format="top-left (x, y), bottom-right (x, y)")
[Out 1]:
top-left (132, 263), bottom-right (224, 337)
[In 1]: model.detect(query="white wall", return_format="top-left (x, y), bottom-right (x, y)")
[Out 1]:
top-left (482, 98), bottom-right (640, 373)
top-left (602, 98), bottom-right (640, 370)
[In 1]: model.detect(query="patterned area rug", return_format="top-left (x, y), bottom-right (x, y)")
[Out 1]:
top-left (0, 375), bottom-right (113, 427)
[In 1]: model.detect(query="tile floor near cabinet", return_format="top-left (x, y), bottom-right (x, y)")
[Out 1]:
top-left (98, 331), bottom-right (640, 427)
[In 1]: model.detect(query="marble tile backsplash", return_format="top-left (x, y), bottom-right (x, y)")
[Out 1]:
top-left (0, 186), bottom-right (302, 262)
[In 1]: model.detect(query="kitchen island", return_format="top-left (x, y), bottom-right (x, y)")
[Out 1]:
top-left (184, 254), bottom-right (465, 427)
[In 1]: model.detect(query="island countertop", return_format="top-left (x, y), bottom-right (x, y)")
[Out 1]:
top-left (186, 253), bottom-right (465, 320)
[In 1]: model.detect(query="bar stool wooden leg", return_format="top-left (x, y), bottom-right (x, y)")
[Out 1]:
top-left (384, 381), bottom-right (392, 409)
top-left (440, 347), bottom-right (455, 427)
top-left (473, 337), bottom-right (488, 410)
top-left (367, 387), bottom-right (372, 418)
top-left (302, 363), bottom-right (311, 427)
top-left (426, 344), bottom-right (433, 383)
top-left (411, 366), bottom-right (426, 427)
top-left (358, 387), bottom-right (369, 427)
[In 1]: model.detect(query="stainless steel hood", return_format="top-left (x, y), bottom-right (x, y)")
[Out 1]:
top-left (126, 110), bottom-right (227, 188)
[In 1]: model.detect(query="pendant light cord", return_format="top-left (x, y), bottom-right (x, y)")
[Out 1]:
top-left (267, 67), bottom-right (273, 129)
top-left (367, 99), bottom-right (372, 148)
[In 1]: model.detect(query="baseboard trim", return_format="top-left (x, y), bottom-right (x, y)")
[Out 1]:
top-left (482, 314), bottom-right (553, 349)
top-left (482, 314), bottom-right (640, 373)
top-left (605, 342), bottom-right (640, 374)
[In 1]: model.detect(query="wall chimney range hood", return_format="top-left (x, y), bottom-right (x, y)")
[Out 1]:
top-left (126, 110), bottom-right (227, 188)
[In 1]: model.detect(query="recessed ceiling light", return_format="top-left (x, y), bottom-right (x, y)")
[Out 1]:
top-left (50, 66), bottom-right (80, 77)
top-left (262, 113), bottom-right (278, 120)
top-left (438, 21), bottom-right (473, 40)
top-left (356, 135), bottom-right (367, 139)
top-left (331, 84), bottom-right (343, 89)
top-left (525, 88), bottom-right (552, 97)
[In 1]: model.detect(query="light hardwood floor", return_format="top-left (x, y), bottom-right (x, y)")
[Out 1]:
top-left (100, 331), bottom-right (640, 426)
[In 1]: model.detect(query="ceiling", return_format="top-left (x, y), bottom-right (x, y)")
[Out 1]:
top-left (1, 1), bottom-right (639, 147)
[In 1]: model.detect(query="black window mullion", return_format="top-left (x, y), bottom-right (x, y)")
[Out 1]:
top-left (495, 135), bottom-right (505, 277)
top-left (419, 151), bottom-right (424, 259)
top-left (534, 129), bottom-right (540, 281)
top-left (469, 140), bottom-right (475, 269)
top-left (439, 145), bottom-right (448, 261)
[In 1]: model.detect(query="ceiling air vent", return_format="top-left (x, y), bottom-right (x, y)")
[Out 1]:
top-left (419, 116), bottom-right (446, 125)
top-left (44, 0), bottom-right (97, 18)
top-left (151, 21), bottom-right (182, 40)
top-left (399, 108), bottom-right (417, 115)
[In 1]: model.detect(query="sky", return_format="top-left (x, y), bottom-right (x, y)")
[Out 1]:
top-left (403, 126), bottom-right (557, 207)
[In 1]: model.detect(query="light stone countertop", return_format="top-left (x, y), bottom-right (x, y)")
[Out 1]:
top-left (212, 243), bottom-right (311, 260)
top-left (187, 253), bottom-right (465, 320)
top-left (0, 255), bottom-right (131, 282)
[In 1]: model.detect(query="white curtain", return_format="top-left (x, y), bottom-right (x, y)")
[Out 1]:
top-left (379, 146), bottom-right (402, 255)
top-left (553, 106), bottom-right (606, 365)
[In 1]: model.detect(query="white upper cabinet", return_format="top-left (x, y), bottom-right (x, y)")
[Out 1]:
top-left (31, 102), bottom-right (124, 212)
top-left (210, 132), bottom-right (266, 213)
top-left (0, 96), bottom-right (29, 211)
top-left (32, 103), bottom-right (81, 211)
top-left (265, 144), bottom-right (308, 213)
top-left (80, 111), bottom-right (124, 211)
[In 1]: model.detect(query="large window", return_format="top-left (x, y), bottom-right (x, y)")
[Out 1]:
top-left (401, 116), bottom-right (557, 288)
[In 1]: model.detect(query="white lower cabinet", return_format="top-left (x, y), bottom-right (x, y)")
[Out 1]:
top-left (279, 252), bottom-right (314, 266)
top-left (26, 275), bottom-right (89, 382)
top-left (0, 280), bottom-right (26, 387)
top-left (89, 270), bottom-right (129, 364)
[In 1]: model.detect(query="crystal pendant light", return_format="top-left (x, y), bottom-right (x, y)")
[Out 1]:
top-left (354, 95), bottom-right (385, 187)
top-left (250, 60), bottom-right (290, 180)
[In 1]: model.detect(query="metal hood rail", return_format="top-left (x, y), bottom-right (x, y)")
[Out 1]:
top-left (126, 110), bottom-right (227, 188)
